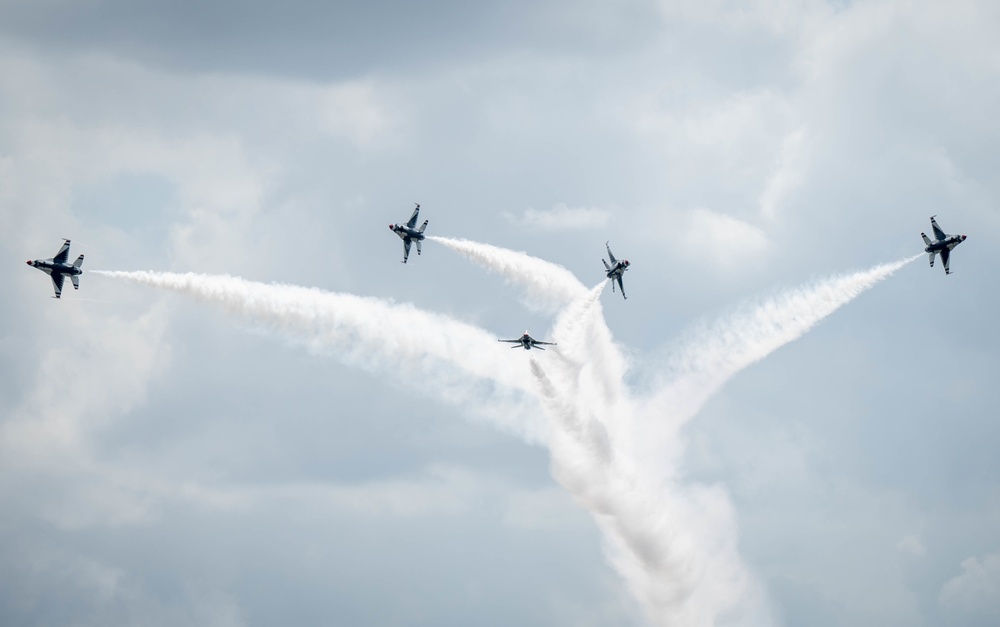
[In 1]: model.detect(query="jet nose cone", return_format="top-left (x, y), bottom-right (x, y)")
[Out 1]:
top-left (26, 260), bottom-right (31, 265)
top-left (388, 224), bottom-right (395, 230)
top-left (962, 234), bottom-right (967, 240)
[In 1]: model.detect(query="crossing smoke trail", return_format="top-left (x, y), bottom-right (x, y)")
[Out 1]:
top-left (92, 270), bottom-right (544, 441)
top-left (427, 236), bottom-right (587, 312)
top-left (97, 244), bottom-right (918, 627)
top-left (439, 243), bottom-right (918, 625)
top-left (532, 286), bottom-right (758, 627)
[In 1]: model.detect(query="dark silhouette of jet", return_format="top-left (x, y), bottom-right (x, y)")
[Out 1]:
top-left (921, 216), bottom-right (966, 275)
top-left (602, 241), bottom-right (630, 299)
top-left (389, 203), bottom-right (429, 263)
top-left (27, 239), bottom-right (84, 298)
top-left (498, 331), bottom-right (556, 351)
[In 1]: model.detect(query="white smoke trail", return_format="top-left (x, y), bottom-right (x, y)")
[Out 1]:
top-left (533, 285), bottom-right (757, 627)
top-left (96, 246), bottom-right (917, 627)
top-left (428, 236), bottom-right (587, 312)
top-left (636, 254), bottom-right (922, 470)
top-left (92, 270), bottom-right (544, 440)
top-left (461, 246), bottom-right (918, 625)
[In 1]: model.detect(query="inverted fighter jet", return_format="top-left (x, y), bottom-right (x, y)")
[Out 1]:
top-left (27, 239), bottom-right (85, 298)
top-left (389, 203), bottom-right (429, 263)
top-left (498, 331), bottom-right (556, 351)
top-left (602, 241), bottom-right (630, 299)
top-left (921, 216), bottom-right (967, 275)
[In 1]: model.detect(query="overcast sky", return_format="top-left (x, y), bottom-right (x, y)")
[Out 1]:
top-left (2, 0), bottom-right (999, 625)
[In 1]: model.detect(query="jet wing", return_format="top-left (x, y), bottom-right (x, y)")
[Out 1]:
top-left (534, 341), bottom-right (556, 346)
top-left (51, 273), bottom-right (64, 298)
top-left (930, 217), bottom-right (947, 241)
top-left (406, 205), bottom-right (420, 229)
top-left (940, 247), bottom-right (951, 274)
top-left (402, 238), bottom-right (412, 263)
top-left (498, 339), bottom-right (522, 343)
top-left (605, 241), bottom-right (617, 265)
top-left (53, 240), bottom-right (71, 265)
top-left (616, 275), bottom-right (627, 299)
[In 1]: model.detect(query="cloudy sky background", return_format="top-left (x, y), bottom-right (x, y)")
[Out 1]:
top-left (1, 0), bottom-right (999, 625)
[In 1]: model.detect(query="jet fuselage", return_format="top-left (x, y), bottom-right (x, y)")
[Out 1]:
top-left (389, 224), bottom-right (426, 241)
top-left (26, 258), bottom-right (82, 278)
top-left (605, 261), bottom-right (629, 279)
top-left (924, 235), bottom-right (966, 254)
top-left (498, 331), bottom-right (555, 350)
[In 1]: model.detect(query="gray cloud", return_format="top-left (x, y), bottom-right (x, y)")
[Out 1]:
top-left (3, 0), bottom-right (1000, 625)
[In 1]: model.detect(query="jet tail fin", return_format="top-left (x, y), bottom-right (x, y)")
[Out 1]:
top-left (921, 233), bottom-right (932, 246)
top-left (418, 220), bottom-right (429, 234)
top-left (70, 274), bottom-right (80, 290)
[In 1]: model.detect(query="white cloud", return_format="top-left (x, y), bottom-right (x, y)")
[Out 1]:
top-left (896, 533), bottom-right (926, 557)
top-left (758, 127), bottom-right (807, 220)
top-left (3, 1), bottom-right (1000, 625)
top-left (508, 204), bottom-right (611, 230)
top-left (676, 207), bottom-right (770, 270)
top-left (939, 553), bottom-right (1000, 617)
top-left (317, 80), bottom-right (401, 151)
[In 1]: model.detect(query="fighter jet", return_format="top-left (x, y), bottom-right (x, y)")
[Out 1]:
top-left (26, 239), bottom-right (85, 298)
top-left (921, 216), bottom-right (967, 275)
top-left (498, 331), bottom-right (556, 351)
top-left (602, 241), bottom-right (630, 299)
top-left (389, 203), bottom-right (429, 263)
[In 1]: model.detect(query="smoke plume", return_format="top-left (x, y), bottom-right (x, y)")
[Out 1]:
top-left (425, 245), bottom-right (919, 626)
top-left (92, 270), bottom-right (544, 440)
top-left (633, 254), bottom-right (922, 472)
top-left (96, 248), bottom-right (919, 627)
top-left (428, 236), bottom-right (587, 312)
